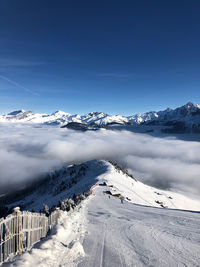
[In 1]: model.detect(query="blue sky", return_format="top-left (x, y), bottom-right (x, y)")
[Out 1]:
top-left (0, 0), bottom-right (200, 115)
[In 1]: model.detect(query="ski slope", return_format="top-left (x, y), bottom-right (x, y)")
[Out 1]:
top-left (79, 186), bottom-right (200, 267)
top-left (6, 186), bottom-right (200, 267)
top-left (4, 160), bottom-right (200, 267)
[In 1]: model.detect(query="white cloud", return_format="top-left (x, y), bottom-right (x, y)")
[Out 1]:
top-left (0, 124), bottom-right (200, 195)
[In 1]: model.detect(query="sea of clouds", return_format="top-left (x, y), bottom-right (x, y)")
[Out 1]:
top-left (0, 123), bottom-right (200, 196)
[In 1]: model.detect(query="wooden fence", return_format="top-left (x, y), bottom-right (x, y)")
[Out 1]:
top-left (0, 207), bottom-right (60, 265)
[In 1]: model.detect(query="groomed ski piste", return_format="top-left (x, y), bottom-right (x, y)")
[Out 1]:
top-left (4, 160), bottom-right (200, 267)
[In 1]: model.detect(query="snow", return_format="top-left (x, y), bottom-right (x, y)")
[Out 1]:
top-left (128, 111), bottom-right (159, 124)
top-left (128, 102), bottom-right (200, 129)
top-left (1, 102), bottom-right (200, 128)
top-left (1, 103), bottom-right (200, 266)
top-left (3, 160), bottom-right (200, 266)
top-left (97, 161), bottom-right (200, 211)
top-left (79, 187), bottom-right (200, 267)
top-left (6, 184), bottom-right (200, 267)
top-left (5, 160), bottom-right (200, 213)
top-left (0, 110), bottom-right (82, 126)
top-left (6, 201), bottom-right (88, 267)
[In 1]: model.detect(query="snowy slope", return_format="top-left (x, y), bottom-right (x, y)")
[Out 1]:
top-left (128, 102), bottom-right (200, 128)
top-left (4, 160), bottom-right (200, 267)
top-left (1, 102), bottom-right (200, 129)
top-left (81, 112), bottom-right (129, 125)
top-left (79, 188), bottom-right (200, 267)
top-left (6, 178), bottom-right (200, 267)
top-left (0, 110), bottom-right (82, 125)
top-left (0, 110), bottom-right (128, 126)
top-left (128, 111), bottom-right (159, 124)
top-left (2, 160), bottom-right (200, 214)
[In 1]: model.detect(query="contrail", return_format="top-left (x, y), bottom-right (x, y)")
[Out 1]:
top-left (0, 75), bottom-right (40, 96)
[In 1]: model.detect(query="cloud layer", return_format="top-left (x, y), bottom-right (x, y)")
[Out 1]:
top-left (0, 124), bottom-right (200, 196)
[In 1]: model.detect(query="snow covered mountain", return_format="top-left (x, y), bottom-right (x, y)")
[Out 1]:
top-left (0, 110), bottom-right (129, 126)
top-left (6, 160), bottom-right (200, 267)
top-left (128, 102), bottom-right (200, 123)
top-left (1, 160), bottom-right (199, 216)
top-left (0, 110), bottom-right (82, 125)
top-left (0, 102), bottom-right (200, 131)
top-left (128, 102), bottom-right (200, 132)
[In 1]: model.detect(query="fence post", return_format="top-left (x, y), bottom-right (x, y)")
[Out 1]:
top-left (55, 208), bottom-right (60, 225)
top-left (13, 207), bottom-right (22, 255)
top-left (0, 204), bottom-right (64, 264)
top-left (0, 218), bottom-right (3, 264)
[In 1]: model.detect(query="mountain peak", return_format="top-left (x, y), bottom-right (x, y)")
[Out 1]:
top-left (183, 101), bottom-right (195, 108)
top-left (8, 110), bottom-right (25, 116)
top-left (51, 110), bottom-right (71, 116)
top-left (1, 101), bottom-right (200, 129)
top-left (164, 107), bottom-right (172, 112)
top-left (87, 111), bottom-right (107, 116)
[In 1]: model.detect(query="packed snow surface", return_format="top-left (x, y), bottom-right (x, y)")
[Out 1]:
top-left (7, 186), bottom-right (200, 267)
top-left (4, 160), bottom-right (200, 267)
top-left (79, 187), bottom-right (200, 267)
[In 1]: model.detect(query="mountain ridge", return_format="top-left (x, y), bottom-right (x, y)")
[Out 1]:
top-left (0, 101), bottom-right (200, 132)
top-left (1, 159), bottom-right (199, 216)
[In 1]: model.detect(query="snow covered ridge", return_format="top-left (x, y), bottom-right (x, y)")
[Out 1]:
top-left (1, 160), bottom-right (199, 214)
top-left (0, 110), bottom-right (129, 126)
top-left (2, 160), bottom-right (200, 266)
top-left (129, 101), bottom-right (200, 132)
top-left (7, 172), bottom-right (200, 267)
top-left (1, 102), bottom-right (200, 129)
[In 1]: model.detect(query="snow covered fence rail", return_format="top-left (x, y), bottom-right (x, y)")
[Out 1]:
top-left (0, 189), bottom-right (92, 265)
top-left (0, 207), bottom-right (60, 265)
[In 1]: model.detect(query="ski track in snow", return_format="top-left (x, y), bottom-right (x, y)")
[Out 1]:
top-left (4, 178), bottom-right (200, 267)
top-left (78, 187), bottom-right (200, 267)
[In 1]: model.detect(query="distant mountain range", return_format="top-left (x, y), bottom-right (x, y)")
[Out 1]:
top-left (1, 102), bottom-right (200, 132)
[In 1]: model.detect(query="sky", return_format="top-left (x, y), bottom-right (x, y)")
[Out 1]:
top-left (0, 0), bottom-right (200, 115)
